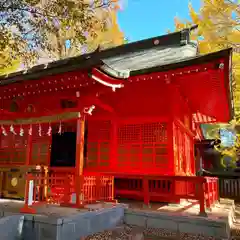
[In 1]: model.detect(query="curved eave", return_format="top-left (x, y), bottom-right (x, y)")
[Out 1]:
top-left (100, 43), bottom-right (198, 79)
top-left (90, 68), bottom-right (125, 89)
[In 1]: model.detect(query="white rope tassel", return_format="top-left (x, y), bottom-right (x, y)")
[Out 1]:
top-left (10, 125), bottom-right (17, 135)
top-left (47, 124), bottom-right (52, 136)
top-left (38, 124), bottom-right (42, 137)
top-left (19, 126), bottom-right (24, 136)
top-left (58, 122), bottom-right (62, 135)
top-left (28, 125), bottom-right (32, 136)
top-left (1, 126), bottom-right (7, 136)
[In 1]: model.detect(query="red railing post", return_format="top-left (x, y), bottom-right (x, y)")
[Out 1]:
top-left (205, 179), bottom-right (210, 209)
top-left (20, 173), bottom-right (36, 214)
top-left (211, 177), bottom-right (218, 205)
top-left (75, 175), bottom-right (84, 207)
top-left (96, 176), bottom-right (101, 202)
top-left (215, 178), bottom-right (219, 202)
top-left (143, 177), bottom-right (150, 207)
top-left (110, 177), bottom-right (115, 202)
top-left (209, 179), bottom-right (213, 207)
top-left (199, 178), bottom-right (207, 216)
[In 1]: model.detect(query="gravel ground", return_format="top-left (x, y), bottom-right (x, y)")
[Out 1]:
top-left (85, 224), bottom-right (145, 240)
top-left (84, 223), bottom-right (240, 240)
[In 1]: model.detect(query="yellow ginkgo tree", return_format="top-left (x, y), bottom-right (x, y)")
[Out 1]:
top-left (1, 0), bottom-right (122, 66)
top-left (0, 48), bottom-right (20, 76)
top-left (38, 1), bottom-right (124, 61)
top-left (86, 9), bottom-right (125, 52)
top-left (174, 0), bottom-right (240, 167)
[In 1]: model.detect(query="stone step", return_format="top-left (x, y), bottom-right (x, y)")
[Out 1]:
top-left (0, 215), bottom-right (24, 240)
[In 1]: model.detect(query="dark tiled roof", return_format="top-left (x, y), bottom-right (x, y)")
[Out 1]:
top-left (0, 26), bottom-right (197, 85)
top-left (130, 48), bottom-right (232, 76)
top-left (101, 42), bottom-right (197, 78)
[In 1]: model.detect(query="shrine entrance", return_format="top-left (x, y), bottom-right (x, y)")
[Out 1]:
top-left (49, 119), bottom-right (89, 169)
top-left (50, 131), bottom-right (76, 167)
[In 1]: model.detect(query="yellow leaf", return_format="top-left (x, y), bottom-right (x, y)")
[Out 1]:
top-left (0, 48), bottom-right (20, 76)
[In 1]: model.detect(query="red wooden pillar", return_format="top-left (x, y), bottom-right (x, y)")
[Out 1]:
top-left (182, 131), bottom-right (186, 175)
top-left (190, 138), bottom-right (196, 175)
top-left (75, 116), bottom-right (85, 207)
top-left (167, 120), bottom-right (174, 175)
top-left (25, 133), bottom-right (32, 166)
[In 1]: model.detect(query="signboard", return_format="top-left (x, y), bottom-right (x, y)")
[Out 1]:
top-left (28, 180), bottom-right (34, 206)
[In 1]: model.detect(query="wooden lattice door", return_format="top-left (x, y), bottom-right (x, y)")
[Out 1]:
top-left (86, 120), bottom-right (111, 169)
top-left (30, 125), bottom-right (52, 166)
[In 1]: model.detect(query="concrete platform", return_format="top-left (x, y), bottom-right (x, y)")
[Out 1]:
top-left (0, 199), bottom-right (238, 240)
top-left (0, 199), bottom-right (125, 240)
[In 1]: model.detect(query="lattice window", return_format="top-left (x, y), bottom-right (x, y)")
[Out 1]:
top-left (31, 140), bottom-right (50, 165)
top-left (87, 120), bottom-right (111, 168)
top-left (0, 134), bottom-right (13, 164)
top-left (117, 122), bottom-right (168, 172)
top-left (118, 124), bottom-right (140, 144)
top-left (13, 135), bottom-right (27, 164)
top-left (142, 122), bottom-right (167, 143)
top-left (30, 125), bottom-right (51, 165)
top-left (0, 128), bottom-right (28, 165)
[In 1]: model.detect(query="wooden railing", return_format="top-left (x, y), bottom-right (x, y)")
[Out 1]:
top-left (203, 171), bottom-right (240, 201)
top-left (113, 174), bottom-right (218, 215)
top-left (20, 170), bottom-right (114, 214)
top-left (219, 178), bottom-right (240, 199)
top-left (20, 169), bottom-right (219, 215)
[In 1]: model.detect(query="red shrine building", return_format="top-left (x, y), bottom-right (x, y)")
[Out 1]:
top-left (0, 28), bottom-right (233, 202)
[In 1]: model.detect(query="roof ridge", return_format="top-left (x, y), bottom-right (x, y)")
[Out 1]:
top-left (0, 27), bottom-right (197, 82)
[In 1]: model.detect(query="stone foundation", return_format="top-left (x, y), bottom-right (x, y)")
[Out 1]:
top-left (0, 200), bottom-right (238, 240)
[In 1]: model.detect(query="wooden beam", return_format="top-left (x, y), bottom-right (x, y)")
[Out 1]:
top-left (75, 118), bottom-right (85, 176)
top-left (86, 96), bottom-right (115, 113)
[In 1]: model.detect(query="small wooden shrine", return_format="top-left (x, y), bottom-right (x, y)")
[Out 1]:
top-left (0, 27), bottom-right (233, 201)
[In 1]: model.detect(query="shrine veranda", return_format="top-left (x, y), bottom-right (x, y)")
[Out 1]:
top-left (0, 28), bottom-right (233, 207)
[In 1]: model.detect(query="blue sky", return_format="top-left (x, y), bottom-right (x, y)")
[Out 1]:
top-left (117, 0), bottom-right (201, 42)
